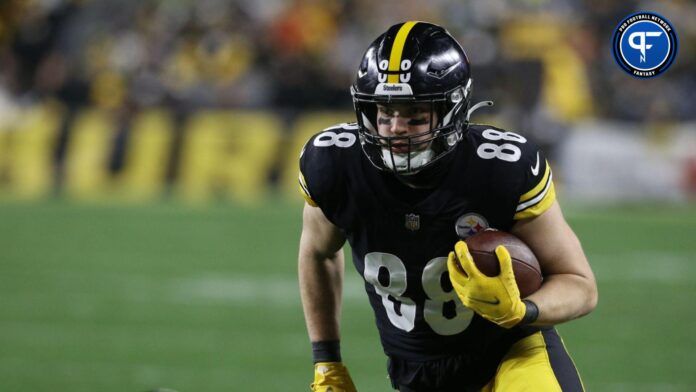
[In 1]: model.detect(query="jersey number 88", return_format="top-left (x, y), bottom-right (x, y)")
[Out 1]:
top-left (476, 129), bottom-right (527, 162)
top-left (364, 252), bottom-right (474, 336)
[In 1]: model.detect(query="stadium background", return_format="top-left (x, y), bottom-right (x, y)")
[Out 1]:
top-left (1, 0), bottom-right (694, 391)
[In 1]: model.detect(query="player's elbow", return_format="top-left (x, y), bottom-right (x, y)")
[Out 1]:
top-left (581, 275), bottom-right (599, 316)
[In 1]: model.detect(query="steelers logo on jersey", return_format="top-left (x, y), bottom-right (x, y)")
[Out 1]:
top-left (455, 213), bottom-right (489, 239)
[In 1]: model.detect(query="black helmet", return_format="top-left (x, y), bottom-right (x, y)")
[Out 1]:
top-left (351, 21), bottom-right (473, 176)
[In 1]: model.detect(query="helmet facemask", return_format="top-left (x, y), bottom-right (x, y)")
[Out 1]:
top-left (351, 21), bottom-right (474, 181)
top-left (353, 81), bottom-right (471, 175)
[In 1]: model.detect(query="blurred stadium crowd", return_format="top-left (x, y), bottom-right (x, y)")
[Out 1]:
top-left (0, 0), bottom-right (694, 200)
top-left (2, 0), bottom-right (694, 117)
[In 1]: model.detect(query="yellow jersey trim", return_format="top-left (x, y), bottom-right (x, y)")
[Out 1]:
top-left (387, 21), bottom-right (418, 83)
top-left (514, 160), bottom-right (555, 220)
top-left (515, 181), bottom-right (556, 220)
top-left (298, 171), bottom-right (317, 207)
top-left (519, 161), bottom-right (551, 203)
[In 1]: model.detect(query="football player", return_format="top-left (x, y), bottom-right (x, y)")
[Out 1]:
top-left (298, 21), bottom-right (597, 391)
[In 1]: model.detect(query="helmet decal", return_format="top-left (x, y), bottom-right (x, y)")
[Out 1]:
top-left (386, 21), bottom-right (419, 84)
top-left (374, 83), bottom-right (413, 95)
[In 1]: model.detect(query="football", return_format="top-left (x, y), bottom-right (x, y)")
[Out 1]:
top-left (463, 229), bottom-right (542, 297)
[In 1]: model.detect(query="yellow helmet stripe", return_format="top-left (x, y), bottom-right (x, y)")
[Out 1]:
top-left (387, 21), bottom-right (418, 83)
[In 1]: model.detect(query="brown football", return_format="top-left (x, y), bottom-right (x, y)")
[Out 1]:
top-left (463, 229), bottom-right (542, 297)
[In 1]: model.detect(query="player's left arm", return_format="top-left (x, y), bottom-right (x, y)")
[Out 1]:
top-left (510, 200), bottom-right (598, 325)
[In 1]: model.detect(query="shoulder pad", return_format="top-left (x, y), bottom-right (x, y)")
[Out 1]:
top-left (465, 124), bottom-right (556, 219)
top-left (298, 123), bottom-right (360, 207)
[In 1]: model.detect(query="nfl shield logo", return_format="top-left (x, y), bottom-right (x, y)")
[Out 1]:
top-left (405, 213), bottom-right (420, 231)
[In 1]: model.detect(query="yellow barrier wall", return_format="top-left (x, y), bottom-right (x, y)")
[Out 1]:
top-left (0, 104), bottom-right (352, 203)
top-left (177, 110), bottom-right (283, 203)
top-left (118, 109), bottom-right (174, 200)
top-left (63, 108), bottom-right (116, 199)
top-left (2, 102), bottom-right (64, 198)
top-left (281, 112), bottom-right (354, 201)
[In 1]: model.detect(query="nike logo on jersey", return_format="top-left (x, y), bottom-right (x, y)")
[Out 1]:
top-left (531, 152), bottom-right (540, 176)
top-left (469, 296), bottom-right (501, 305)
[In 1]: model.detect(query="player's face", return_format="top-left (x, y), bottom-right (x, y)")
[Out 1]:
top-left (376, 103), bottom-right (437, 153)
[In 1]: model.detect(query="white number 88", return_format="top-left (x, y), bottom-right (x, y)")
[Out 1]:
top-left (476, 129), bottom-right (527, 162)
top-left (313, 131), bottom-right (356, 148)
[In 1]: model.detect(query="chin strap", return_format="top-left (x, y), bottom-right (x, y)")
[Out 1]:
top-left (467, 100), bottom-right (494, 122)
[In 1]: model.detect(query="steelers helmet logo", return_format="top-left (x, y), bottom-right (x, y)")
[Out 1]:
top-left (455, 213), bottom-right (489, 239)
top-left (612, 12), bottom-right (678, 78)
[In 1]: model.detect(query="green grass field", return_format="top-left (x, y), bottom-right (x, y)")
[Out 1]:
top-left (1, 199), bottom-right (695, 391)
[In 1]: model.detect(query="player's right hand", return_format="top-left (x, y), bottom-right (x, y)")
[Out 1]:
top-left (447, 241), bottom-right (526, 328)
top-left (310, 362), bottom-right (357, 392)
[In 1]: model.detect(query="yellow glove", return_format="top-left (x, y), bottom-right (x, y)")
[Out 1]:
top-left (447, 241), bottom-right (526, 328)
top-left (310, 362), bottom-right (357, 392)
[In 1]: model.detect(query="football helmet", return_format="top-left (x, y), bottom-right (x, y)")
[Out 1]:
top-left (351, 21), bottom-right (473, 177)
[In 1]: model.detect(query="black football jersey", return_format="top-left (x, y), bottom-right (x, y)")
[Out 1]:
top-left (299, 123), bottom-right (556, 364)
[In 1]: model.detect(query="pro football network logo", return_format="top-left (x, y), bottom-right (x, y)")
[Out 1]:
top-left (455, 213), bottom-right (489, 239)
top-left (612, 12), bottom-right (678, 78)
